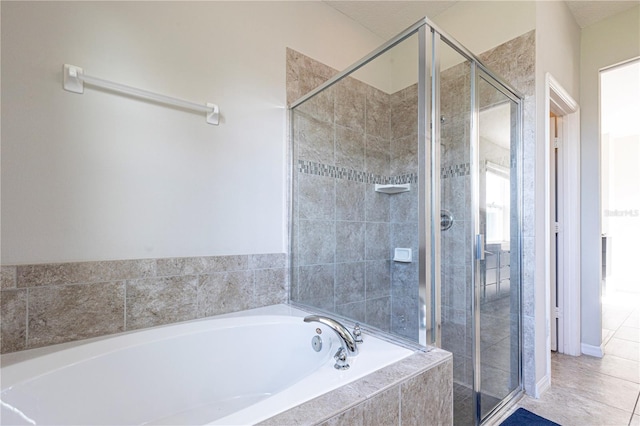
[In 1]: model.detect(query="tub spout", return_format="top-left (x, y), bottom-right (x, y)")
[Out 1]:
top-left (303, 315), bottom-right (359, 358)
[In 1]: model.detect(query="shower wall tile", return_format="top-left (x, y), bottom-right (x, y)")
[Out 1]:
top-left (334, 77), bottom-right (366, 132)
top-left (335, 300), bottom-right (366, 324)
top-left (390, 134), bottom-right (418, 176)
top-left (365, 188), bottom-right (390, 222)
top-left (1, 253), bottom-right (288, 354)
top-left (366, 296), bottom-right (391, 332)
top-left (365, 222), bottom-right (391, 261)
top-left (298, 173), bottom-right (336, 220)
top-left (297, 264), bottom-right (335, 309)
top-left (298, 220), bottom-right (336, 265)
top-left (335, 125), bottom-right (365, 171)
top-left (364, 134), bottom-right (390, 176)
top-left (335, 221), bottom-right (365, 262)
top-left (441, 176), bottom-right (467, 224)
top-left (365, 86), bottom-right (392, 140)
top-left (336, 180), bottom-right (365, 221)
top-left (390, 190), bottom-right (418, 223)
top-left (28, 282), bottom-right (126, 348)
top-left (391, 295), bottom-right (419, 340)
top-left (335, 262), bottom-right (365, 304)
top-left (391, 262), bottom-right (418, 299)
top-left (1, 289), bottom-right (27, 353)
top-left (286, 48), bottom-right (337, 111)
top-left (390, 98), bottom-right (418, 141)
top-left (365, 260), bottom-right (391, 299)
top-left (479, 30), bottom-right (535, 98)
top-left (126, 276), bottom-right (198, 330)
top-left (294, 113), bottom-right (335, 165)
top-left (441, 321), bottom-right (468, 360)
top-left (295, 82), bottom-right (336, 124)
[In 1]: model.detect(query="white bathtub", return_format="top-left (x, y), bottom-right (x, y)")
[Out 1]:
top-left (0, 304), bottom-right (413, 425)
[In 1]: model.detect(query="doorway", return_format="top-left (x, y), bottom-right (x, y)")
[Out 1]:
top-left (600, 59), bottom-right (640, 347)
top-left (545, 74), bottom-right (581, 362)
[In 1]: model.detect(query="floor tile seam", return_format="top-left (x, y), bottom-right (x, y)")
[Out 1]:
top-left (546, 374), bottom-right (640, 406)
top-left (539, 385), bottom-right (637, 421)
top-left (610, 335), bottom-right (640, 344)
top-left (550, 362), bottom-right (640, 387)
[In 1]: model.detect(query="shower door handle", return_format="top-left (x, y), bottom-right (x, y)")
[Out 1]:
top-left (475, 234), bottom-right (485, 261)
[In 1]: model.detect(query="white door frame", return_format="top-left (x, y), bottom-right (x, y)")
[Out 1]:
top-left (544, 73), bottom-right (581, 362)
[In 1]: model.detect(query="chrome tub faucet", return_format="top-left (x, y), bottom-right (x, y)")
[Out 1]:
top-left (304, 315), bottom-right (359, 370)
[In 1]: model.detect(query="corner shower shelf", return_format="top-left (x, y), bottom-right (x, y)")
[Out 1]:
top-left (374, 183), bottom-right (411, 194)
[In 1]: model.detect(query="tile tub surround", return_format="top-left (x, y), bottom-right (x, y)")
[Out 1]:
top-left (258, 348), bottom-right (453, 426)
top-left (0, 253), bottom-right (287, 354)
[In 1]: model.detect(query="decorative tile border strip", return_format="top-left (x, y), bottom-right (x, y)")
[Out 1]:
top-left (440, 163), bottom-right (470, 179)
top-left (298, 160), bottom-right (417, 185)
top-left (298, 160), bottom-right (470, 182)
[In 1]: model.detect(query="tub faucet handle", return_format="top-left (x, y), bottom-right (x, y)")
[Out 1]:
top-left (334, 348), bottom-right (349, 370)
top-left (353, 323), bottom-right (363, 344)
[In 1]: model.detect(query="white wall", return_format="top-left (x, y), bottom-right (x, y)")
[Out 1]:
top-left (533, 0), bottom-right (581, 392)
top-left (349, 1), bottom-right (537, 95)
top-left (432, 1), bottom-right (535, 58)
top-left (580, 5), bottom-right (640, 351)
top-left (1, 1), bottom-right (383, 265)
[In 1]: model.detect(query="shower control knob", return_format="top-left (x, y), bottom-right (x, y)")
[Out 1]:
top-left (441, 210), bottom-right (454, 231)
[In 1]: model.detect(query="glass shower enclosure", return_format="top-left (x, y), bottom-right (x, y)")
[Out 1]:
top-left (289, 18), bottom-right (523, 426)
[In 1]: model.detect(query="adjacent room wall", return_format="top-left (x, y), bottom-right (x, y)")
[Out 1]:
top-left (1, 1), bottom-right (384, 265)
top-left (580, 5), bottom-right (640, 353)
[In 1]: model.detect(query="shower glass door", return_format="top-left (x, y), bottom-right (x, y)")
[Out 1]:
top-left (475, 71), bottom-right (522, 420)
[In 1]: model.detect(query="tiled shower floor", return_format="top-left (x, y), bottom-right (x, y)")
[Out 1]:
top-left (454, 383), bottom-right (502, 425)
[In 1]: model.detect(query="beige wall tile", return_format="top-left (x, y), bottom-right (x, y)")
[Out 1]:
top-left (197, 271), bottom-right (254, 317)
top-left (249, 253), bottom-right (287, 270)
top-left (1, 266), bottom-right (17, 289)
top-left (27, 282), bottom-right (125, 348)
top-left (1, 289), bottom-right (27, 353)
top-left (16, 260), bottom-right (155, 287)
top-left (401, 360), bottom-right (454, 425)
top-left (363, 386), bottom-right (400, 425)
top-left (126, 276), bottom-right (198, 330)
top-left (156, 255), bottom-right (248, 277)
top-left (254, 268), bottom-right (287, 306)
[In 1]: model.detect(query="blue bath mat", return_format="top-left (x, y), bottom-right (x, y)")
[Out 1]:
top-left (500, 408), bottom-right (560, 426)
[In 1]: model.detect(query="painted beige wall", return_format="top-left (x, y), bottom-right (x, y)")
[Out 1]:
top-left (1, 1), bottom-right (383, 264)
top-left (580, 5), bottom-right (640, 351)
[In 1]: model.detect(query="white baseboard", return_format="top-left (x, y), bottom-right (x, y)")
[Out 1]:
top-left (581, 342), bottom-right (604, 358)
top-left (534, 374), bottom-right (551, 398)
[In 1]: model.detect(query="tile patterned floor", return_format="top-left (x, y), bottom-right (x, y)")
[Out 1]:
top-left (499, 290), bottom-right (640, 426)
